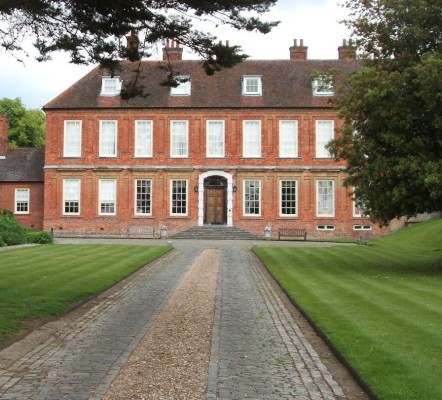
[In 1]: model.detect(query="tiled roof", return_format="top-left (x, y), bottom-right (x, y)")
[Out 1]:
top-left (0, 148), bottom-right (44, 182)
top-left (43, 59), bottom-right (359, 110)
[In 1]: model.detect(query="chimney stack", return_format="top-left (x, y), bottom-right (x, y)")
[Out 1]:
top-left (338, 39), bottom-right (357, 60)
top-left (126, 31), bottom-right (140, 61)
top-left (289, 39), bottom-right (308, 60)
top-left (0, 115), bottom-right (8, 157)
top-left (163, 40), bottom-right (183, 61)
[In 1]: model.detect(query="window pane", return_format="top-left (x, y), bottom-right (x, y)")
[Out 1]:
top-left (243, 76), bottom-right (262, 95)
top-left (99, 180), bottom-right (116, 214)
top-left (243, 121), bottom-right (261, 157)
top-left (135, 121), bottom-right (153, 157)
top-left (15, 189), bottom-right (29, 213)
top-left (170, 76), bottom-right (191, 95)
top-left (63, 179), bottom-right (80, 214)
top-left (317, 180), bottom-right (334, 216)
top-left (280, 180), bottom-right (297, 215)
top-left (100, 121), bottom-right (117, 157)
top-left (316, 121), bottom-right (333, 158)
top-left (171, 180), bottom-right (187, 215)
top-left (64, 121), bottom-right (81, 157)
top-left (207, 120), bottom-right (225, 157)
top-left (279, 121), bottom-right (298, 157)
top-left (136, 179), bottom-right (152, 215)
top-left (244, 180), bottom-right (260, 215)
top-left (171, 121), bottom-right (188, 157)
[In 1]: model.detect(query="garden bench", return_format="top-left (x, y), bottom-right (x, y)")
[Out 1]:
top-left (278, 228), bottom-right (307, 241)
top-left (128, 226), bottom-right (156, 238)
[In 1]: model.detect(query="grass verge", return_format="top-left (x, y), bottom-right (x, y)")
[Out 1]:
top-left (0, 244), bottom-right (170, 348)
top-left (254, 219), bottom-right (442, 400)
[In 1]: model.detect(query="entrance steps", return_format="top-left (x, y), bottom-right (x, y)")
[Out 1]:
top-left (169, 225), bottom-right (263, 241)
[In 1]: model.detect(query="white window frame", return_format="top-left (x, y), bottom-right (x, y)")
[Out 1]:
top-left (206, 120), bottom-right (225, 158)
top-left (312, 76), bottom-right (334, 96)
top-left (63, 179), bottom-right (81, 215)
top-left (135, 120), bottom-right (153, 158)
top-left (14, 188), bottom-right (29, 214)
top-left (99, 179), bottom-right (116, 215)
top-left (63, 120), bottom-right (82, 157)
top-left (99, 120), bottom-right (118, 157)
top-left (316, 180), bottom-right (335, 217)
top-left (101, 77), bottom-right (122, 96)
top-left (170, 179), bottom-right (188, 216)
top-left (280, 180), bottom-right (298, 217)
top-left (170, 120), bottom-right (189, 158)
top-left (243, 120), bottom-right (261, 158)
top-left (279, 120), bottom-right (298, 158)
top-left (242, 76), bottom-right (262, 96)
top-left (316, 120), bottom-right (334, 158)
top-left (317, 225), bottom-right (336, 231)
top-left (243, 179), bottom-right (261, 216)
top-left (353, 190), bottom-right (367, 217)
top-left (353, 225), bottom-right (372, 231)
top-left (135, 179), bottom-right (152, 216)
top-left (170, 75), bottom-right (191, 96)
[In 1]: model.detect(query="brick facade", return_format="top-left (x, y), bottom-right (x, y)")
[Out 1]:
top-left (41, 39), bottom-right (388, 239)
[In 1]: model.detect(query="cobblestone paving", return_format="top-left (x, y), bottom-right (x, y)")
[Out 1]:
top-left (0, 239), bottom-right (347, 399)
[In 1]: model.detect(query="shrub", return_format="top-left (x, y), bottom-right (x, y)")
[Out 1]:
top-left (0, 209), bottom-right (26, 246)
top-left (24, 230), bottom-right (52, 244)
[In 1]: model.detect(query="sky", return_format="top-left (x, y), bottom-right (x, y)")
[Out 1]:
top-left (0, 0), bottom-right (351, 110)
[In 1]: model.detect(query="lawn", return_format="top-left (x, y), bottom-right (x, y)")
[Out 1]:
top-left (0, 244), bottom-right (170, 348)
top-left (254, 219), bottom-right (442, 400)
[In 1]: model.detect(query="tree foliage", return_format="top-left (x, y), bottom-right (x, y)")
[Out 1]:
top-left (329, 0), bottom-right (442, 225)
top-left (0, 98), bottom-right (45, 147)
top-left (0, 0), bottom-right (278, 80)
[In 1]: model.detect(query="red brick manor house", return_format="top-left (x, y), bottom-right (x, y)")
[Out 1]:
top-left (1, 39), bottom-right (387, 239)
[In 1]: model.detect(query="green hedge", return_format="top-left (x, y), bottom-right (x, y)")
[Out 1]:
top-left (0, 208), bottom-right (51, 246)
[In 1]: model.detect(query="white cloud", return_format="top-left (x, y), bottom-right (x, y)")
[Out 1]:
top-left (0, 0), bottom-right (350, 109)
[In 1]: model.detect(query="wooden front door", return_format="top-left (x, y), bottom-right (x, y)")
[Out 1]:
top-left (204, 187), bottom-right (226, 224)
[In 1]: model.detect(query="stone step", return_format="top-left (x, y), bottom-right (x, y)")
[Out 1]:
top-left (169, 226), bottom-right (263, 241)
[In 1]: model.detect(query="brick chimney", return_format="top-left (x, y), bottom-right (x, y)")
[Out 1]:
top-left (338, 39), bottom-right (357, 60)
top-left (289, 39), bottom-right (308, 60)
top-left (0, 115), bottom-right (8, 157)
top-left (163, 40), bottom-right (183, 61)
top-left (125, 30), bottom-right (140, 61)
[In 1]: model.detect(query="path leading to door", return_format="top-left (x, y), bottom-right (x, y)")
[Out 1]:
top-left (0, 239), bottom-right (365, 399)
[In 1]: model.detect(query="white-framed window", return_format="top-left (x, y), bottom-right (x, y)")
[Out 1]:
top-left (170, 180), bottom-right (188, 216)
top-left (354, 225), bottom-right (372, 231)
top-left (99, 120), bottom-right (117, 157)
top-left (242, 76), bottom-right (262, 96)
top-left (15, 188), bottom-right (29, 214)
top-left (63, 120), bottom-right (82, 157)
top-left (170, 120), bottom-right (188, 158)
top-left (312, 76), bottom-right (334, 96)
top-left (353, 191), bottom-right (367, 217)
top-left (316, 120), bottom-right (334, 158)
top-left (279, 120), bottom-right (298, 157)
top-left (99, 179), bottom-right (116, 215)
top-left (244, 179), bottom-right (261, 216)
top-left (135, 120), bottom-right (153, 157)
top-left (63, 179), bottom-right (80, 215)
top-left (316, 180), bottom-right (335, 217)
top-left (170, 75), bottom-right (191, 96)
top-left (101, 77), bottom-right (122, 96)
top-left (243, 120), bottom-right (261, 157)
top-left (206, 120), bottom-right (225, 157)
top-left (135, 179), bottom-right (152, 215)
top-left (280, 180), bottom-right (298, 216)
top-left (317, 225), bottom-right (335, 230)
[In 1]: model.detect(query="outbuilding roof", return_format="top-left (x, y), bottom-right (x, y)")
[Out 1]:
top-left (43, 58), bottom-right (359, 110)
top-left (0, 148), bottom-right (44, 182)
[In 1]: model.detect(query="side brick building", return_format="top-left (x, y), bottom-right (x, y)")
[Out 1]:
top-left (41, 39), bottom-right (385, 239)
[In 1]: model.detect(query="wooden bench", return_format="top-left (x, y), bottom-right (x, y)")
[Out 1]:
top-left (278, 228), bottom-right (307, 241)
top-left (128, 226), bottom-right (156, 238)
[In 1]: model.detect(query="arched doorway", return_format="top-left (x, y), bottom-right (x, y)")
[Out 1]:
top-left (197, 171), bottom-right (234, 227)
top-left (204, 176), bottom-right (227, 224)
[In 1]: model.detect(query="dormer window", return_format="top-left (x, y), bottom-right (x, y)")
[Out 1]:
top-left (170, 75), bottom-right (191, 96)
top-left (242, 75), bottom-right (262, 96)
top-left (101, 77), bottom-right (122, 96)
top-left (312, 76), bottom-right (334, 96)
